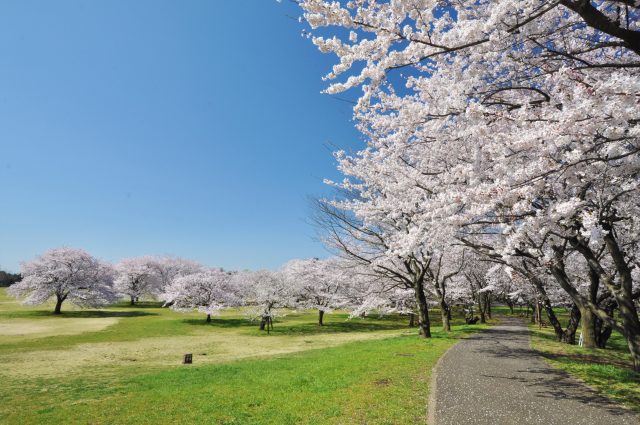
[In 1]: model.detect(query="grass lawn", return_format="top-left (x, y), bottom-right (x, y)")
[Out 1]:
top-left (528, 311), bottom-right (640, 413)
top-left (0, 289), bottom-right (488, 424)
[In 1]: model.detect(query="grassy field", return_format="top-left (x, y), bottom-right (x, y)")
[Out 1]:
top-left (528, 311), bottom-right (640, 413)
top-left (0, 289), bottom-right (487, 424)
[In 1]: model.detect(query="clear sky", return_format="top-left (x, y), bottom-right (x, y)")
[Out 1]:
top-left (0, 1), bottom-right (361, 273)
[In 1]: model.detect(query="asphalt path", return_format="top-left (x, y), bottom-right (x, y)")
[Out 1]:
top-left (430, 315), bottom-right (638, 425)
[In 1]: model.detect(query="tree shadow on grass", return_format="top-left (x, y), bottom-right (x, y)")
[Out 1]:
top-left (15, 310), bottom-right (158, 319)
top-left (530, 328), bottom-right (563, 343)
top-left (110, 301), bottom-right (166, 309)
top-left (526, 365), bottom-right (640, 415)
top-left (181, 311), bottom-right (480, 338)
top-left (183, 318), bottom-right (256, 328)
top-left (182, 317), bottom-right (410, 335)
top-left (539, 350), bottom-right (638, 371)
top-left (270, 321), bottom-right (408, 335)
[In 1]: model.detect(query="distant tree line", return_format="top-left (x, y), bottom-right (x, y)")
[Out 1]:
top-left (0, 270), bottom-right (21, 287)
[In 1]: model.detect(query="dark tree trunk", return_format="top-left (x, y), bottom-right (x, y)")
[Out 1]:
top-left (130, 296), bottom-right (136, 306)
top-left (525, 267), bottom-right (572, 343)
top-left (617, 296), bottom-right (640, 370)
top-left (595, 323), bottom-right (613, 349)
top-left (414, 279), bottom-right (431, 338)
top-left (561, 304), bottom-right (581, 345)
top-left (433, 278), bottom-right (449, 332)
top-left (530, 304), bottom-right (536, 324)
top-left (408, 313), bottom-right (416, 327)
top-left (544, 304), bottom-right (566, 342)
top-left (318, 310), bottom-right (325, 326)
top-left (54, 295), bottom-right (64, 315)
top-left (626, 333), bottom-right (640, 372)
top-left (536, 302), bottom-right (543, 328)
top-left (259, 316), bottom-right (267, 331)
top-left (544, 302), bottom-right (567, 342)
top-left (441, 301), bottom-right (451, 332)
top-left (486, 295), bottom-right (492, 319)
top-left (563, 232), bottom-right (640, 370)
top-left (206, 314), bottom-right (211, 323)
top-left (594, 299), bottom-right (615, 349)
top-left (478, 296), bottom-right (486, 324)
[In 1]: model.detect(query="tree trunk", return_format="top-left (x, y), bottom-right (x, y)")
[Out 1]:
top-left (530, 304), bottom-right (536, 324)
top-left (259, 317), bottom-right (267, 331)
top-left (530, 267), bottom-right (580, 344)
top-left (414, 279), bottom-right (431, 338)
top-left (441, 302), bottom-right (451, 332)
top-left (130, 296), bottom-right (136, 306)
top-left (569, 233), bottom-right (640, 370)
top-left (525, 269), bottom-right (565, 341)
top-left (536, 302), bottom-right (543, 328)
top-left (594, 300), bottom-right (615, 348)
top-left (579, 305), bottom-right (597, 349)
top-left (318, 310), bottom-right (325, 326)
top-left (595, 321), bottom-right (613, 349)
top-left (408, 313), bottom-right (415, 327)
top-left (53, 295), bottom-right (64, 315)
top-left (206, 314), bottom-right (211, 323)
top-left (624, 330), bottom-right (640, 372)
top-left (439, 297), bottom-right (451, 332)
top-left (486, 295), bottom-right (492, 319)
top-left (478, 295), bottom-right (486, 324)
top-left (433, 279), bottom-right (449, 332)
top-left (561, 304), bottom-right (581, 345)
top-left (618, 297), bottom-right (640, 371)
top-left (543, 302), bottom-right (566, 342)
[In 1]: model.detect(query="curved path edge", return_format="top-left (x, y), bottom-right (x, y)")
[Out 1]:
top-left (429, 316), bottom-right (638, 425)
top-left (427, 332), bottom-right (466, 425)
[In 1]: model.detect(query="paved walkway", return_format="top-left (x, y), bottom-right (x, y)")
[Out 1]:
top-left (430, 316), bottom-right (639, 424)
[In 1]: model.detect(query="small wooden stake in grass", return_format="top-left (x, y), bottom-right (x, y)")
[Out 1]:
top-left (183, 353), bottom-right (192, 364)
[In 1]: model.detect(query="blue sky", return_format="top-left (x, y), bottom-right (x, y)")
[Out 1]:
top-left (0, 1), bottom-right (361, 273)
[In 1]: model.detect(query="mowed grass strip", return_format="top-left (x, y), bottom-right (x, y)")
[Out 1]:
top-left (1, 328), bottom-right (478, 425)
top-left (529, 314), bottom-right (640, 413)
top-left (0, 288), bottom-right (487, 424)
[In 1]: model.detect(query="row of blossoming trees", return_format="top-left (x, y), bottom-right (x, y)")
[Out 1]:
top-left (8, 247), bottom-right (517, 330)
top-left (7, 0), bottom-right (640, 370)
top-left (292, 0), bottom-right (640, 370)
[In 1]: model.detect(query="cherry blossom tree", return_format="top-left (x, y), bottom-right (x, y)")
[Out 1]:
top-left (8, 247), bottom-right (116, 314)
top-left (426, 247), bottom-right (466, 331)
top-left (114, 257), bottom-right (160, 305)
top-left (243, 269), bottom-right (296, 332)
top-left (283, 257), bottom-right (346, 325)
top-left (149, 256), bottom-right (203, 294)
top-left (350, 286), bottom-right (417, 322)
top-left (297, 0), bottom-right (640, 370)
top-left (315, 200), bottom-right (438, 337)
top-left (162, 268), bottom-right (241, 322)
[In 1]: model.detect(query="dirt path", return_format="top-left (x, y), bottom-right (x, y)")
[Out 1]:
top-left (430, 316), bottom-right (638, 425)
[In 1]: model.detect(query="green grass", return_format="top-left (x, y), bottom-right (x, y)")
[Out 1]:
top-left (528, 310), bottom-right (640, 413)
top-left (0, 289), bottom-right (489, 424)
